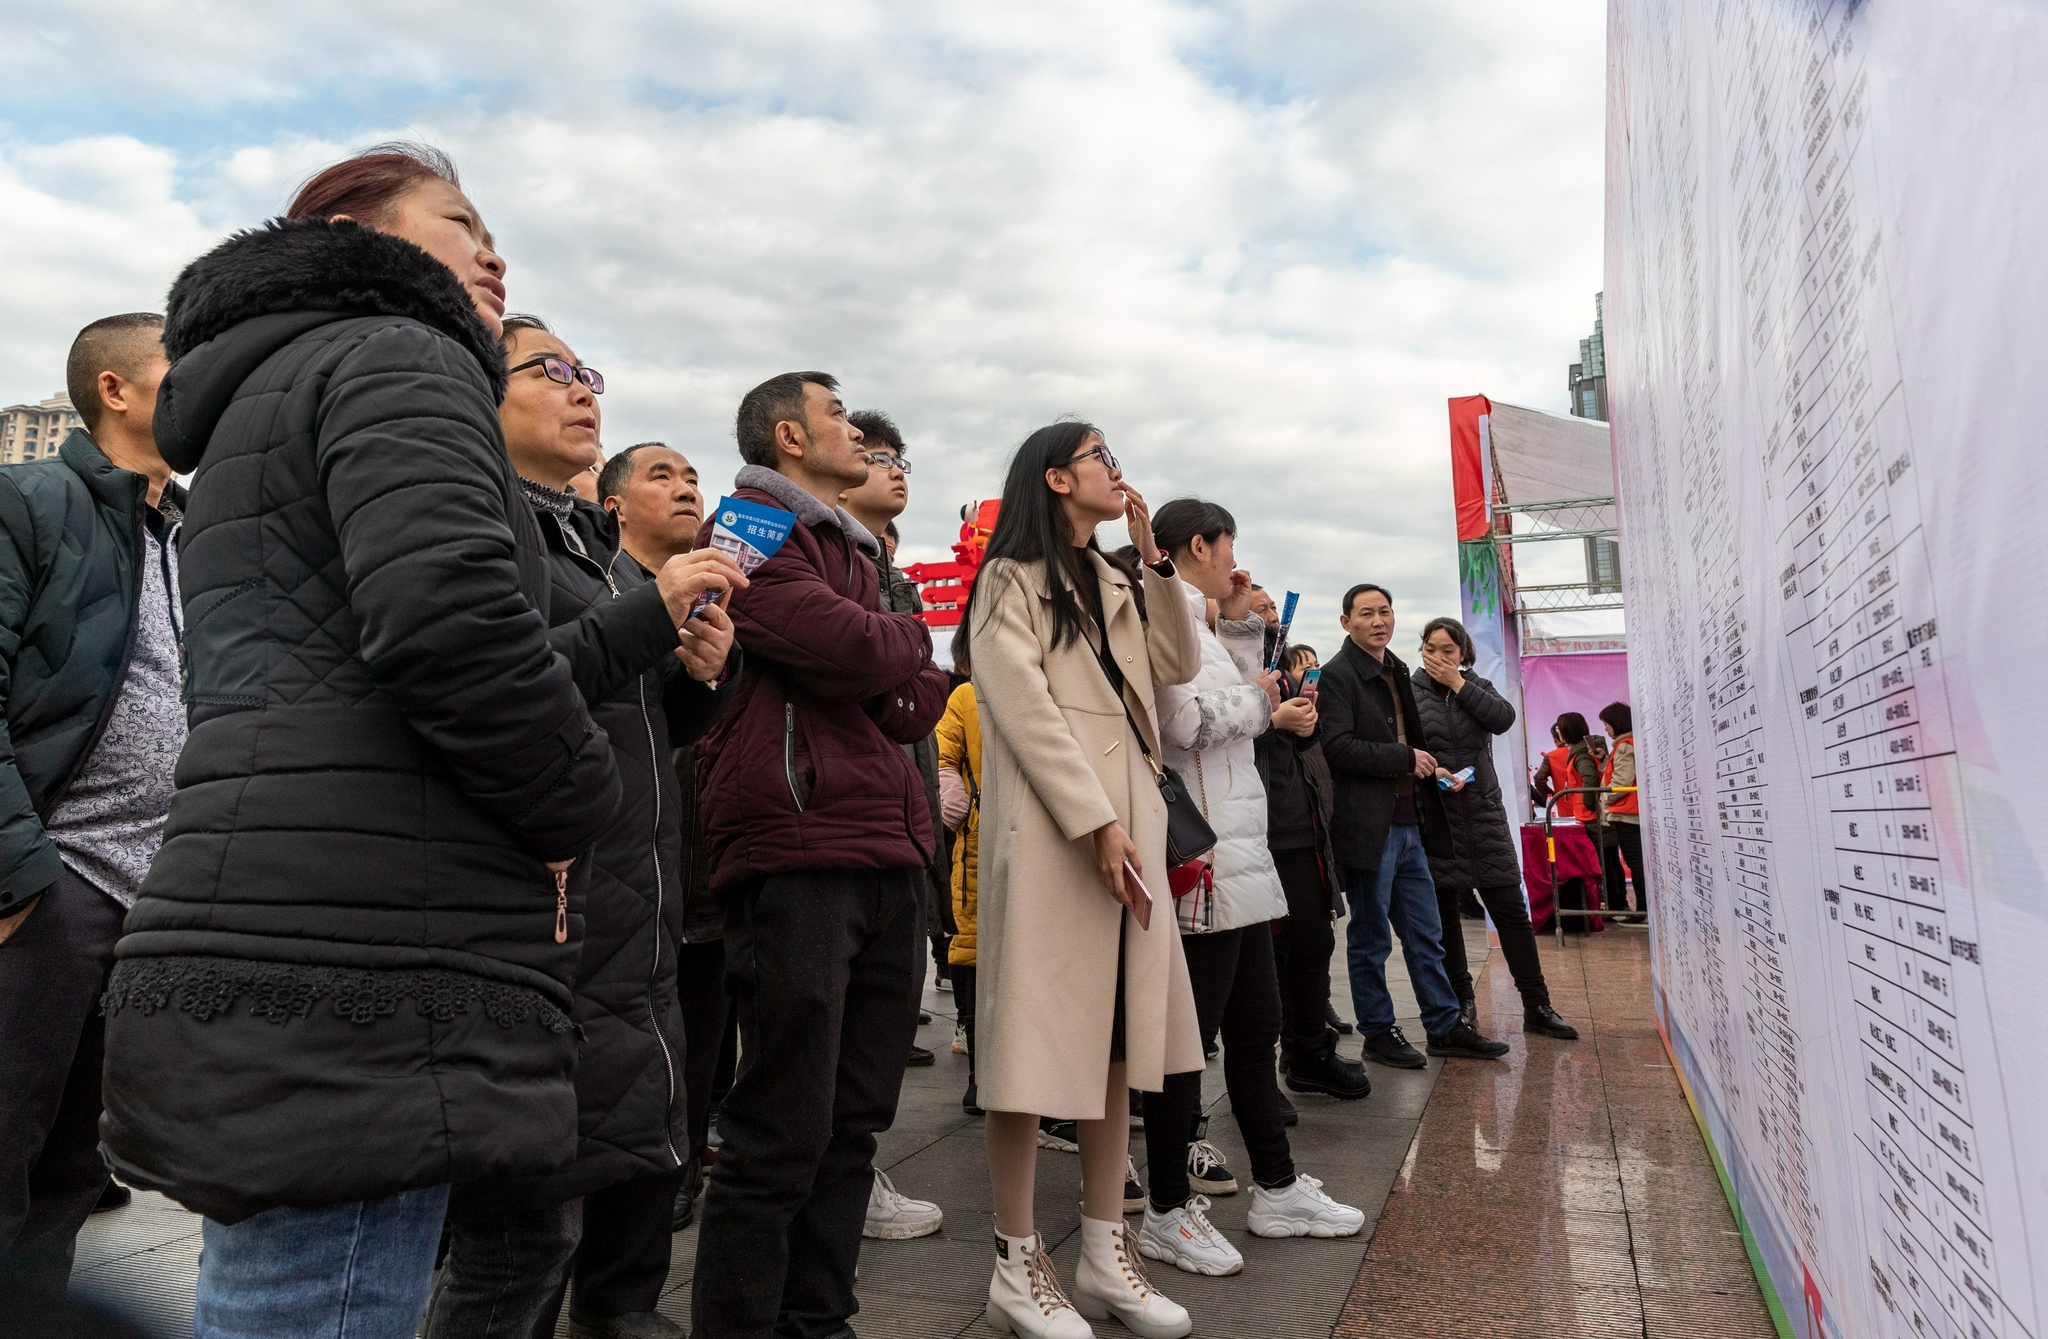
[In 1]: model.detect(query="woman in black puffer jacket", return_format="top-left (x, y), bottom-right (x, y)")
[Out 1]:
top-left (1409, 618), bottom-right (1578, 1041)
top-left (424, 316), bottom-right (742, 1339)
top-left (99, 146), bottom-right (621, 1338)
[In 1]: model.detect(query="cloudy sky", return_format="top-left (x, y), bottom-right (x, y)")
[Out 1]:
top-left (0, 0), bottom-right (1603, 642)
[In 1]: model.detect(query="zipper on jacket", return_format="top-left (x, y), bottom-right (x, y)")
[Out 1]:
top-left (638, 672), bottom-right (683, 1169)
top-left (554, 867), bottom-right (569, 943)
top-left (784, 702), bottom-right (807, 812)
top-left (46, 476), bottom-right (152, 816)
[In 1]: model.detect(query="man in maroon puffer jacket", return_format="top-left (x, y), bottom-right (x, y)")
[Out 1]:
top-left (689, 371), bottom-right (949, 1339)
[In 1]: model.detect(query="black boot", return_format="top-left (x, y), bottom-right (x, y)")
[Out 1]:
top-left (1457, 999), bottom-right (1477, 1032)
top-left (1524, 1005), bottom-right (1580, 1040)
top-left (1285, 1030), bottom-right (1373, 1099)
top-left (1324, 1002), bottom-right (1354, 1036)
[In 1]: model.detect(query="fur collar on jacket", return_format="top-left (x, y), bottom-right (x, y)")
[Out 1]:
top-left (734, 463), bottom-right (880, 556)
top-left (161, 217), bottom-right (507, 399)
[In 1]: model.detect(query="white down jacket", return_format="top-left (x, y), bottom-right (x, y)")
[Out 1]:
top-left (1156, 583), bottom-right (1288, 933)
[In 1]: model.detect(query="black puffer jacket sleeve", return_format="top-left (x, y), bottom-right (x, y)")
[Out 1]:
top-left (545, 579), bottom-right (678, 707)
top-left (1452, 677), bottom-right (1516, 734)
top-left (0, 477), bottom-right (63, 910)
top-left (320, 324), bottom-right (618, 860)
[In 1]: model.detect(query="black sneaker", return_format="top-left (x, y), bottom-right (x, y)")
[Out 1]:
top-left (906, 1044), bottom-right (935, 1067)
top-left (1187, 1138), bottom-right (1238, 1195)
top-left (1284, 1032), bottom-right (1373, 1099)
top-left (1524, 1006), bottom-right (1581, 1040)
top-left (919, 1009), bottom-right (933, 1025)
top-left (1363, 1025), bottom-right (1426, 1069)
top-left (1278, 1091), bottom-right (1300, 1127)
top-left (1123, 1157), bottom-right (1146, 1214)
top-left (1037, 1118), bottom-right (1080, 1153)
top-left (1427, 1021), bottom-right (1511, 1059)
top-left (1324, 1003), bottom-right (1354, 1036)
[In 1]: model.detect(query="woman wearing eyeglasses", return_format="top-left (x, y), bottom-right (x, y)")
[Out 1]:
top-left (423, 317), bottom-right (744, 1338)
top-left (960, 422), bottom-right (1203, 1339)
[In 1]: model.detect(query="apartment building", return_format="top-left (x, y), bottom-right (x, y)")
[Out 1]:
top-left (1, 393), bottom-right (84, 465)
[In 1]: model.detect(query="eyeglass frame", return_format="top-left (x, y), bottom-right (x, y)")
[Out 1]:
top-left (861, 449), bottom-right (911, 475)
top-left (508, 354), bottom-right (605, 395)
top-left (1066, 443), bottom-right (1119, 474)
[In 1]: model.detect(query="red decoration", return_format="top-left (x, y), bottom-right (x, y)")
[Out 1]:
top-left (904, 499), bottom-right (1000, 628)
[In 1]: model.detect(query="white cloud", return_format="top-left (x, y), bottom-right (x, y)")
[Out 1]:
top-left (0, 0), bottom-right (1604, 637)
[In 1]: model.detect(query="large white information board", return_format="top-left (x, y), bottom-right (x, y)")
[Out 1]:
top-left (1606, 3), bottom-right (2048, 1336)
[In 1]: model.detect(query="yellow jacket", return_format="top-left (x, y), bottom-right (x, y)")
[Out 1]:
top-left (936, 682), bottom-right (982, 965)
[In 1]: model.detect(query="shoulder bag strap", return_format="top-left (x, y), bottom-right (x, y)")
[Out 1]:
top-left (1088, 623), bottom-right (1166, 782)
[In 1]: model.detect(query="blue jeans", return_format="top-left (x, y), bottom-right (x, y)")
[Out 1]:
top-left (194, 1185), bottom-right (450, 1339)
top-left (1343, 823), bottom-right (1462, 1039)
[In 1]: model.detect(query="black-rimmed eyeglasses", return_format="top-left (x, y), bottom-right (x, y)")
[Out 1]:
top-left (509, 355), bottom-right (604, 395)
top-left (1069, 443), bottom-right (1119, 473)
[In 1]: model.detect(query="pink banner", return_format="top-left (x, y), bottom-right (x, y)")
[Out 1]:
top-left (1518, 651), bottom-right (1631, 779)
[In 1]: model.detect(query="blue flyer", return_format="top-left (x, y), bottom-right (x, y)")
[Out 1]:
top-left (1267, 590), bottom-right (1300, 669)
top-left (689, 495), bottom-right (795, 618)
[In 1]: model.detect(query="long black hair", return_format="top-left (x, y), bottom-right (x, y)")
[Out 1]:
top-left (954, 420), bottom-right (1141, 662)
top-left (1150, 498), bottom-right (1235, 558)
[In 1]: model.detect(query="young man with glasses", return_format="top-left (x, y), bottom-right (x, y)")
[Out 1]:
top-left (690, 375), bottom-right (950, 1339)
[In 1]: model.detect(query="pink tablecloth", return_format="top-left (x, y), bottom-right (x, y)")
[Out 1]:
top-left (1520, 823), bottom-right (1604, 932)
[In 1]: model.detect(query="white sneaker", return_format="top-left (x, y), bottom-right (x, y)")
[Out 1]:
top-left (1247, 1174), bottom-right (1366, 1239)
top-left (863, 1170), bottom-right (943, 1239)
top-left (988, 1230), bottom-right (1091, 1339)
top-left (1136, 1196), bottom-right (1243, 1276)
top-left (1074, 1215), bottom-right (1192, 1338)
top-left (953, 1023), bottom-right (969, 1055)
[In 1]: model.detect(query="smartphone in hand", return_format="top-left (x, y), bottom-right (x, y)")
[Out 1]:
top-left (1301, 668), bottom-right (1321, 696)
top-left (1122, 859), bottom-right (1154, 931)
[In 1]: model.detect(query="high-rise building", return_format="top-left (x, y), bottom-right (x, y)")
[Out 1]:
top-left (1, 393), bottom-right (84, 465)
top-left (1567, 291), bottom-right (1607, 422)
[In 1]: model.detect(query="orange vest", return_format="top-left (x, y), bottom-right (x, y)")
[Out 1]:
top-left (1603, 735), bottom-right (1639, 815)
top-left (1544, 746), bottom-right (1594, 821)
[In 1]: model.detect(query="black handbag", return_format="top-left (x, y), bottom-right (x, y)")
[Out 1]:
top-left (1090, 631), bottom-right (1218, 867)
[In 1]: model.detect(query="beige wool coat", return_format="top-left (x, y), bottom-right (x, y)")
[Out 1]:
top-left (968, 550), bottom-right (1207, 1119)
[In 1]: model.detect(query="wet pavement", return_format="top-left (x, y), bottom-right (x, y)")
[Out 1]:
top-left (1334, 926), bottom-right (1777, 1339)
top-left (71, 918), bottom-right (1769, 1338)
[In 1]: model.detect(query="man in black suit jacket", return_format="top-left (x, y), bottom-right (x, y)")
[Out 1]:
top-left (1316, 584), bottom-right (1508, 1068)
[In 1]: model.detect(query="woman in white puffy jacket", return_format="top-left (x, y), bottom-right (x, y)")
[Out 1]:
top-left (1127, 500), bottom-right (1365, 1280)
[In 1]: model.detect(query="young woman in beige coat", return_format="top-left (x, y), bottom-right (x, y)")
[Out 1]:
top-left (962, 421), bottom-right (1204, 1339)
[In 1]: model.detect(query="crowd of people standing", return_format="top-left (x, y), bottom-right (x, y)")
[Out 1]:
top-left (0, 142), bottom-right (1637, 1339)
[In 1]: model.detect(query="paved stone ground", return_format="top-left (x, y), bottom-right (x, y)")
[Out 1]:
top-left (1333, 926), bottom-right (1778, 1339)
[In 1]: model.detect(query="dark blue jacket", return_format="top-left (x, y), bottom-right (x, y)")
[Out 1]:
top-left (0, 431), bottom-right (186, 913)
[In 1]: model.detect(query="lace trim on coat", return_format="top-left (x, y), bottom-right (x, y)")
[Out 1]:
top-left (102, 956), bottom-right (575, 1033)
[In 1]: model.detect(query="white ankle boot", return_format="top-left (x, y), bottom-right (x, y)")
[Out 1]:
top-left (1072, 1215), bottom-right (1192, 1339)
top-left (987, 1229), bottom-right (1091, 1339)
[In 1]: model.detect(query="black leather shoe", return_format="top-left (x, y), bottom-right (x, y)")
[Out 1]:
top-left (906, 1044), bottom-right (935, 1067)
top-left (1426, 1022), bottom-right (1511, 1059)
top-left (1524, 1006), bottom-right (1581, 1040)
top-left (670, 1157), bottom-right (701, 1231)
top-left (963, 1080), bottom-right (984, 1116)
top-left (1457, 999), bottom-right (1478, 1031)
top-left (567, 1312), bottom-right (686, 1339)
top-left (1324, 1003), bottom-right (1354, 1036)
top-left (1279, 1091), bottom-right (1299, 1126)
top-left (1363, 1025), bottom-right (1427, 1069)
top-left (1284, 1031), bottom-right (1373, 1099)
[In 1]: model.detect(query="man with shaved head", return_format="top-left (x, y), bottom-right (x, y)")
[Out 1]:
top-left (599, 440), bottom-right (734, 1242)
top-left (0, 312), bottom-right (181, 1285)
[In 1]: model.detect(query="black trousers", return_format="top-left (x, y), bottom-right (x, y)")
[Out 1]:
top-left (1142, 924), bottom-right (1294, 1211)
top-left (951, 963), bottom-right (977, 1096)
top-left (677, 939), bottom-right (730, 1161)
top-left (0, 868), bottom-right (124, 1286)
top-left (691, 868), bottom-right (924, 1339)
top-left (571, 1168), bottom-right (688, 1321)
top-left (1433, 881), bottom-right (1553, 1011)
top-left (1269, 846), bottom-right (1334, 1048)
top-left (1609, 823), bottom-right (1648, 918)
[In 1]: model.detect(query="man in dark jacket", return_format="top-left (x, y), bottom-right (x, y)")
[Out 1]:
top-left (841, 410), bottom-right (950, 1063)
top-left (1317, 584), bottom-right (1507, 1069)
top-left (598, 440), bottom-right (731, 1232)
top-left (690, 372), bottom-right (949, 1339)
top-left (0, 314), bottom-right (176, 1285)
